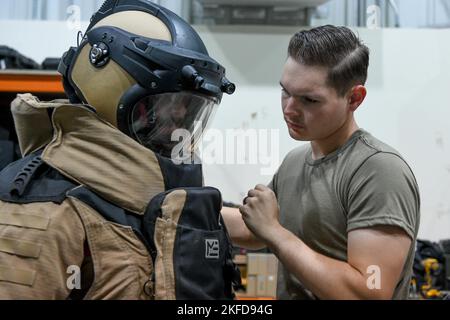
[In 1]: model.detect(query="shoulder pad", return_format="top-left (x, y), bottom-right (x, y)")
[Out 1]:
top-left (0, 151), bottom-right (78, 204)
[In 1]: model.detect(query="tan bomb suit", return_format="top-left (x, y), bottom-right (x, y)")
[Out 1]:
top-left (0, 94), bottom-right (166, 299)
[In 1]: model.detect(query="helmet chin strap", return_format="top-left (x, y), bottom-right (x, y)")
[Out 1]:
top-left (58, 46), bottom-right (82, 104)
top-left (62, 76), bottom-right (82, 104)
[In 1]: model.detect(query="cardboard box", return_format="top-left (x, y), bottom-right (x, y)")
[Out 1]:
top-left (267, 254), bottom-right (278, 275)
top-left (247, 253), bottom-right (259, 275)
top-left (246, 275), bottom-right (257, 297)
top-left (245, 253), bottom-right (279, 297)
top-left (266, 274), bottom-right (277, 298)
top-left (265, 254), bottom-right (278, 297)
top-left (256, 274), bottom-right (267, 296)
top-left (258, 254), bottom-right (268, 275)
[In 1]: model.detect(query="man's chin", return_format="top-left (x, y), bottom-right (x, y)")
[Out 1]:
top-left (288, 128), bottom-right (310, 141)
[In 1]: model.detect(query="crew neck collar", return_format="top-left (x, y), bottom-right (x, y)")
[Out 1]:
top-left (306, 129), bottom-right (366, 166)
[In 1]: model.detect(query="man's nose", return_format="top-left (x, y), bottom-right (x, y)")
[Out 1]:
top-left (283, 97), bottom-right (300, 116)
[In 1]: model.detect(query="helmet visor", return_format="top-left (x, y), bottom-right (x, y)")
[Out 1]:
top-left (130, 91), bottom-right (218, 158)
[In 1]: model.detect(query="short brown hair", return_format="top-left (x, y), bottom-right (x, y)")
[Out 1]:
top-left (288, 25), bottom-right (370, 96)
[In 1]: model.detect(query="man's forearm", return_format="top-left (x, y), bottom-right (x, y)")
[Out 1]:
top-left (266, 225), bottom-right (385, 300)
top-left (221, 207), bottom-right (266, 250)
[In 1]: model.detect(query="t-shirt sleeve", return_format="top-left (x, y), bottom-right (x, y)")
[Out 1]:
top-left (267, 171), bottom-right (278, 196)
top-left (346, 152), bottom-right (420, 239)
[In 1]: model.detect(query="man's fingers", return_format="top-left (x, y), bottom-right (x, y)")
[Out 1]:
top-left (238, 205), bottom-right (247, 216)
top-left (244, 189), bottom-right (261, 205)
top-left (255, 184), bottom-right (268, 191)
top-left (243, 195), bottom-right (256, 205)
top-left (247, 189), bottom-right (260, 198)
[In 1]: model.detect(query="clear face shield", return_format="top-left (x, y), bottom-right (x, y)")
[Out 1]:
top-left (130, 91), bottom-right (218, 159)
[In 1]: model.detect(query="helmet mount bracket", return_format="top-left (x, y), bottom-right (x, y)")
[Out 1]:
top-left (90, 42), bottom-right (110, 68)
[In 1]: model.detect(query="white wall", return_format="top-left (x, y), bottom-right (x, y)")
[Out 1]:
top-left (315, 0), bottom-right (450, 28)
top-left (0, 21), bottom-right (449, 241)
top-left (0, 20), bottom-right (88, 64)
top-left (0, 0), bottom-right (187, 22)
top-left (200, 25), bottom-right (450, 242)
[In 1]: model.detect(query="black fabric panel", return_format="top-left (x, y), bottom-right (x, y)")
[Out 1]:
top-left (0, 140), bottom-right (14, 171)
top-left (143, 186), bottom-right (235, 300)
top-left (142, 187), bottom-right (222, 263)
top-left (142, 192), bottom-right (166, 260)
top-left (174, 227), bottom-right (228, 300)
top-left (173, 187), bottom-right (231, 299)
top-left (67, 186), bottom-right (152, 255)
top-left (155, 154), bottom-right (203, 190)
top-left (178, 187), bottom-right (222, 231)
top-left (142, 186), bottom-right (241, 299)
top-left (0, 151), bottom-right (78, 204)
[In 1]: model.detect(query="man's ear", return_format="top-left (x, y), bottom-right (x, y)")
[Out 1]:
top-left (348, 85), bottom-right (367, 112)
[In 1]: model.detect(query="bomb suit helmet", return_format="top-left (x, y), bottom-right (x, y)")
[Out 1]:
top-left (59, 0), bottom-right (235, 157)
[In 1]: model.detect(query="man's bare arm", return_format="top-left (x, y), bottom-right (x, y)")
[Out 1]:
top-left (239, 184), bottom-right (412, 299)
top-left (221, 206), bottom-right (266, 250)
top-left (267, 225), bottom-right (411, 299)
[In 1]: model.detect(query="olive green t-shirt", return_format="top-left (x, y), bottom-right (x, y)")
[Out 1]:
top-left (269, 129), bottom-right (420, 300)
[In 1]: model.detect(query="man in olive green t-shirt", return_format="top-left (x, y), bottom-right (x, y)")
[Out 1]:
top-left (221, 25), bottom-right (420, 300)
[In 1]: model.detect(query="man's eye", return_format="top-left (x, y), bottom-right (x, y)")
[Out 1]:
top-left (303, 97), bottom-right (319, 104)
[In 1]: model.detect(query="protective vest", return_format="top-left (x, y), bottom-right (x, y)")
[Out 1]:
top-left (0, 94), bottom-right (240, 299)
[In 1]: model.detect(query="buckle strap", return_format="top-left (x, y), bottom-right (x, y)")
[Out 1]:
top-left (10, 153), bottom-right (44, 197)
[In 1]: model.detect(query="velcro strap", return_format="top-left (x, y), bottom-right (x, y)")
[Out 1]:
top-left (0, 212), bottom-right (50, 230)
top-left (0, 237), bottom-right (42, 258)
top-left (0, 265), bottom-right (36, 286)
top-left (58, 47), bottom-right (77, 77)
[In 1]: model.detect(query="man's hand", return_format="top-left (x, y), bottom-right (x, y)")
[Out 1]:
top-left (221, 207), bottom-right (266, 250)
top-left (239, 184), bottom-right (281, 243)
